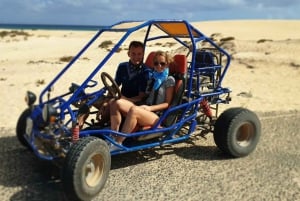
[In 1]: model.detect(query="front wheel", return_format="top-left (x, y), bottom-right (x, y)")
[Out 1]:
top-left (16, 108), bottom-right (32, 149)
top-left (62, 137), bottom-right (111, 201)
top-left (213, 107), bottom-right (261, 158)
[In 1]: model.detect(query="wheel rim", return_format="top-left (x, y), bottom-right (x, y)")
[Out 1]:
top-left (236, 122), bottom-right (255, 147)
top-left (85, 153), bottom-right (104, 187)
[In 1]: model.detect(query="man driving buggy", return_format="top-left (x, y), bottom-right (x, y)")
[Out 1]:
top-left (78, 41), bottom-right (151, 128)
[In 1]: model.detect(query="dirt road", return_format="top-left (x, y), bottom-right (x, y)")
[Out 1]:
top-left (0, 111), bottom-right (299, 201)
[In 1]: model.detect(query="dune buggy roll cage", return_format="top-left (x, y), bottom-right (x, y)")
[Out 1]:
top-left (40, 20), bottom-right (230, 103)
top-left (33, 20), bottom-right (231, 157)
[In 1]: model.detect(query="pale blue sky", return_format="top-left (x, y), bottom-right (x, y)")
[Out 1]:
top-left (0, 0), bottom-right (299, 25)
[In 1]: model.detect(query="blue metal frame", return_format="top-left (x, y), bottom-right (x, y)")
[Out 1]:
top-left (24, 19), bottom-right (232, 159)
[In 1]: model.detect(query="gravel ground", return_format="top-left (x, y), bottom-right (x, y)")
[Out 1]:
top-left (0, 111), bottom-right (299, 201)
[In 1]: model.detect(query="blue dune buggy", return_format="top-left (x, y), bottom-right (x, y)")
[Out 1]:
top-left (16, 20), bottom-right (261, 201)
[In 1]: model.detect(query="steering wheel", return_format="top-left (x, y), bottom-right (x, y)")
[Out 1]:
top-left (100, 72), bottom-right (121, 99)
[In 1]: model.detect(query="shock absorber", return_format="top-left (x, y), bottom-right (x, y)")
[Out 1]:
top-left (72, 123), bottom-right (80, 143)
top-left (200, 99), bottom-right (212, 119)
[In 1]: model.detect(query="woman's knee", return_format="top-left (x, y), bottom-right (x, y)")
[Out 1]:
top-left (127, 105), bottom-right (140, 116)
top-left (109, 99), bottom-right (122, 110)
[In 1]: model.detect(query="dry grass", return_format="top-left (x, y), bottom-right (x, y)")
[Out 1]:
top-left (99, 40), bottom-right (113, 48)
top-left (59, 56), bottom-right (73, 62)
top-left (0, 30), bottom-right (32, 39)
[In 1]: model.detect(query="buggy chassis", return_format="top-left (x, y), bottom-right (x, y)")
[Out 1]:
top-left (16, 20), bottom-right (261, 201)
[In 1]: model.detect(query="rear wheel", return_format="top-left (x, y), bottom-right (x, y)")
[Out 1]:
top-left (213, 107), bottom-right (261, 157)
top-left (16, 108), bottom-right (32, 149)
top-left (62, 137), bottom-right (111, 201)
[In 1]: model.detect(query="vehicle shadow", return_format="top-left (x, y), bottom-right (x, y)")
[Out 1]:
top-left (0, 130), bottom-right (229, 200)
top-left (0, 133), bottom-right (67, 201)
top-left (170, 138), bottom-right (230, 161)
top-left (111, 138), bottom-right (230, 170)
top-left (111, 149), bottom-right (163, 170)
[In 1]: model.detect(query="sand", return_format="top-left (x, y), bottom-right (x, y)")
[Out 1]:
top-left (1, 20), bottom-right (300, 128)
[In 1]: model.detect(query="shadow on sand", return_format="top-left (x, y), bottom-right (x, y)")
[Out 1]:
top-left (0, 128), bottom-right (227, 201)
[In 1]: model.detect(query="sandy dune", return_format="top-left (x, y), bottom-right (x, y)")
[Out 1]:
top-left (0, 20), bottom-right (299, 128)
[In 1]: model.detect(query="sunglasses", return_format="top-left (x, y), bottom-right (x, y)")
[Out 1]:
top-left (154, 61), bottom-right (166, 66)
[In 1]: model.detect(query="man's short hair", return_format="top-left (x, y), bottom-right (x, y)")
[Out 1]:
top-left (129, 41), bottom-right (144, 50)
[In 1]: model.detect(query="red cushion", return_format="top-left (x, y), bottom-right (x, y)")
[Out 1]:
top-left (144, 51), bottom-right (156, 69)
top-left (169, 54), bottom-right (187, 74)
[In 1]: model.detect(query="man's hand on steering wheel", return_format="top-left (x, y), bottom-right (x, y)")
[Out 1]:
top-left (100, 72), bottom-right (121, 99)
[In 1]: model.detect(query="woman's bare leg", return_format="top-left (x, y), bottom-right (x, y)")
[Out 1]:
top-left (109, 99), bottom-right (121, 131)
top-left (110, 99), bottom-right (135, 143)
top-left (121, 105), bottom-right (159, 134)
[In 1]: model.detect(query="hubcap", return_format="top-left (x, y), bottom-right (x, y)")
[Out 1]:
top-left (85, 154), bottom-right (104, 187)
top-left (236, 122), bottom-right (255, 147)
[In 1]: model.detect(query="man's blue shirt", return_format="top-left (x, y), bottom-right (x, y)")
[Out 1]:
top-left (115, 61), bottom-right (151, 98)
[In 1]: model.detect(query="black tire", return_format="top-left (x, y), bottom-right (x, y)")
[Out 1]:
top-left (16, 108), bottom-right (32, 149)
top-left (213, 107), bottom-right (261, 158)
top-left (62, 137), bottom-right (111, 201)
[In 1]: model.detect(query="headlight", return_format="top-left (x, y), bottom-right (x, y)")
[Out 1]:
top-left (42, 104), bottom-right (58, 123)
top-left (25, 91), bottom-right (36, 106)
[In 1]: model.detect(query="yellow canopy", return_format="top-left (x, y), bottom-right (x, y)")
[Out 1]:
top-left (155, 22), bottom-right (201, 37)
top-left (111, 20), bottom-right (202, 38)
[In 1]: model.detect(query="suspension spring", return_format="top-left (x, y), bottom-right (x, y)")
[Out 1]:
top-left (72, 123), bottom-right (79, 143)
top-left (200, 99), bottom-right (212, 119)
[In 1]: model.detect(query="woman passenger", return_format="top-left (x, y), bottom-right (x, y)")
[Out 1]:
top-left (109, 50), bottom-right (175, 148)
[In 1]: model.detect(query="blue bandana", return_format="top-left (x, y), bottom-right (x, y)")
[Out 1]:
top-left (152, 68), bottom-right (169, 90)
